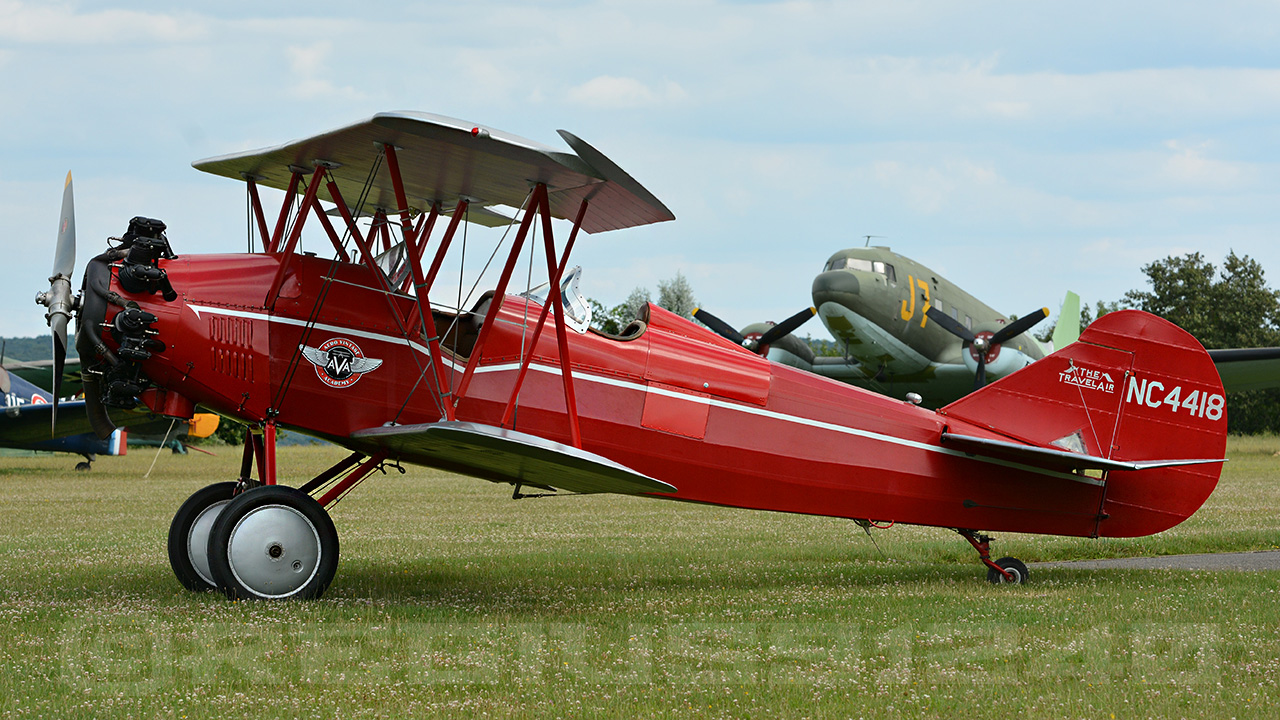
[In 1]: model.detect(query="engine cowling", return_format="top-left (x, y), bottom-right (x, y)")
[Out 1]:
top-left (959, 323), bottom-right (1037, 380)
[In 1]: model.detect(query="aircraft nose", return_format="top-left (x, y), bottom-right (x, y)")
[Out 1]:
top-left (812, 270), bottom-right (860, 308)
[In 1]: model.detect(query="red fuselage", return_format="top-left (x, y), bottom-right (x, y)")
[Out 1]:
top-left (116, 253), bottom-right (1218, 540)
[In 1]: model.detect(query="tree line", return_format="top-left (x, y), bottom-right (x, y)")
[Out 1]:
top-left (589, 271), bottom-right (699, 334)
top-left (1045, 251), bottom-right (1280, 434)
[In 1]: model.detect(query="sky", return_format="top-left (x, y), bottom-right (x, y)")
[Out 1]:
top-left (3, 0), bottom-right (1279, 341)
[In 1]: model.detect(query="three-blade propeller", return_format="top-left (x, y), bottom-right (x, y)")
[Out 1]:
top-left (35, 172), bottom-right (77, 434)
top-left (693, 307), bottom-right (817, 355)
top-left (926, 306), bottom-right (1049, 391)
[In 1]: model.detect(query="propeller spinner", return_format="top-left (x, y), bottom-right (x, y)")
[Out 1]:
top-left (34, 172), bottom-right (78, 433)
top-left (693, 307), bottom-right (817, 355)
top-left (926, 306), bottom-right (1049, 391)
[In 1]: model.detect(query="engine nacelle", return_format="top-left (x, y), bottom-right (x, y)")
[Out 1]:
top-left (960, 324), bottom-right (1038, 380)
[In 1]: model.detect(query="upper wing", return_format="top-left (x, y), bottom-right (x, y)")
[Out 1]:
top-left (193, 111), bottom-right (674, 235)
top-left (350, 420), bottom-right (675, 496)
top-left (1208, 347), bottom-right (1280, 392)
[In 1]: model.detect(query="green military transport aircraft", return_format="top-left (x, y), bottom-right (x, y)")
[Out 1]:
top-left (717, 246), bottom-right (1065, 408)
top-left (697, 245), bottom-right (1278, 409)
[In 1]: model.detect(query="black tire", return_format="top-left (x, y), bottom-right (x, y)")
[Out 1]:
top-left (74, 461), bottom-right (91, 471)
top-left (167, 482), bottom-right (239, 592)
top-left (207, 485), bottom-right (339, 601)
top-left (986, 556), bottom-right (1030, 585)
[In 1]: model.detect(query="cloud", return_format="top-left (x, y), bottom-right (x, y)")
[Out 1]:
top-left (872, 158), bottom-right (1006, 216)
top-left (285, 41), bottom-right (362, 101)
top-left (567, 75), bottom-right (687, 109)
top-left (287, 41), bottom-right (330, 76)
top-left (0, 1), bottom-right (204, 44)
top-left (1161, 140), bottom-right (1250, 189)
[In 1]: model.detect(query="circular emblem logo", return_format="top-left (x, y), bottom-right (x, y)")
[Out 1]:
top-left (304, 338), bottom-right (383, 389)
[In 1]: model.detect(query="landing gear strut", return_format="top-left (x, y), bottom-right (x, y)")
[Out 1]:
top-left (958, 529), bottom-right (1029, 585)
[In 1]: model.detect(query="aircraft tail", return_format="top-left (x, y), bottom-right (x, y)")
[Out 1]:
top-left (939, 309), bottom-right (1227, 538)
top-left (1051, 291), bottom-right (1081, 350)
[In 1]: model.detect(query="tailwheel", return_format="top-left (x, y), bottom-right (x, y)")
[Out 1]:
top-left (987, 557), bottom-right (1030, 585)
top-left (957, 529), bottom-right (1029, 585)
top-left (167, 482), bottom-right (238, 592)
top-left (207, 485), bottom-right (339, 601)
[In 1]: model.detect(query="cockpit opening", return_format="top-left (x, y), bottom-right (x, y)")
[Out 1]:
top-left (590, 302), bottom-right (648, 342)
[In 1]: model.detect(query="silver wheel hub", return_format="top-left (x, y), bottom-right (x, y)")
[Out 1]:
top-left (187, 499), bottom-right (231, 587)
top-left (226, 504), bottom-right (321, 598)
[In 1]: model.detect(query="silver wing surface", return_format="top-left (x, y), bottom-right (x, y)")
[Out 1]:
top-left (350, 420), bottom-right (676, 496)
top-left (192, 111), bottom-right (675, 235)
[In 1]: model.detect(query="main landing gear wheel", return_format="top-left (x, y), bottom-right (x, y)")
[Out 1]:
top-left (958, 529), bottom-right (1029, 586)
top-left (206, 485), bottom-right (339, 601)
top-left (986, 557), bottom-right (1030, 585)
top-left (167, 482), bottom-right (238, 592)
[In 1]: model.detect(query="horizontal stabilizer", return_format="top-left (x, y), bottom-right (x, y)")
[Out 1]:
top-left (351, 421), bottom-right (676, 496)
top-left (941, 432), bottom-right (1225, 474)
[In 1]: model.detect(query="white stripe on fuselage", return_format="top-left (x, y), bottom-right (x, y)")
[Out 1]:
top-left (186, 303), bottom-right (1102, 486)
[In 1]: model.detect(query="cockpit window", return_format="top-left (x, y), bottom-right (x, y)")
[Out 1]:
top-left (826, 257), bottom-right (895, 281)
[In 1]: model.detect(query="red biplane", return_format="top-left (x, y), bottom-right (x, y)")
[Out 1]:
top-left (38, 112), bottom-right (1228, 600)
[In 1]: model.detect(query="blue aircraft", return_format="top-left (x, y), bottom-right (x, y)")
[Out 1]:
top-left (1, 365), bottom-right (126, 470)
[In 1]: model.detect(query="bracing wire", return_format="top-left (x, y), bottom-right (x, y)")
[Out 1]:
top-left (437, 192), bottom-right (533, 360)
top-left (270, 154), bottom-right (443, 422)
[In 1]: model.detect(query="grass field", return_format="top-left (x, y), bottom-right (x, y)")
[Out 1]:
top-left (2, 436), bottom-right (1280, 719)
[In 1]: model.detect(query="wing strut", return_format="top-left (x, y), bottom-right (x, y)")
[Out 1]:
top-left (264, 164), bottom-right (327, 305)
top-left (420, 199), bottom-right (469, 299)
top-left (400, 204), bottom-right (438, 294)
top-left (257, 158), bottom-right (455, 425)
top-left (382, 143), bottom-right (455, 421)
top-left (268, 170), bottom-right (302, 252)
top-left (244, 177), bottom-right (271, 251)
top-left (305, 193), bottom-right (352, 263)
top-left (497, 196), bottom-right (588, 448)
top-left (453, 183), bottom-right (585, 448)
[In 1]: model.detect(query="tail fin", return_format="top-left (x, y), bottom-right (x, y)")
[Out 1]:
top-left (940, 309), bottom-right (1227, 538)
top-left (1051, 291), bottom-right (1081, 349)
